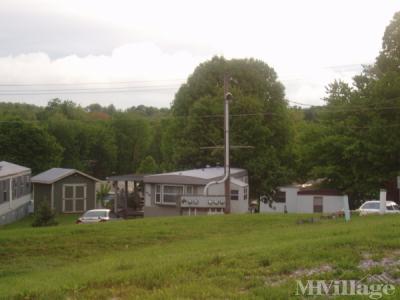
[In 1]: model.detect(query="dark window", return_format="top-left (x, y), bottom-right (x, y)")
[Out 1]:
top-left (273, 191), bottom-right (286, 203)
top-left (231, 190), bottom-right (239, 200)
top-left (162, 185), bottom-right (183, 204)
top-left (362, 202), bottom-right (379, 210)
top-left (25, 175), bottom-right (31, 195)
top-left (313, 196), bottom-right (323, 213)
top-left (0, 180), bottom-right (4, 204)
top-left (155, 184), bottom-right (161, 203)
top-left (12, 179), bottom-right (17, 200)
top-left (185, 185), bottom-right (193, 195)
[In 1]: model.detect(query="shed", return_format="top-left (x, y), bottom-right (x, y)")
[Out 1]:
top-left (259, 185), bottom-right (347, 214)
top-left (31, 168), bottom-right (100, 213)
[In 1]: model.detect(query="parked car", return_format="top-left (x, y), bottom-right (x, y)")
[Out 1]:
top-left (76, 209), bottom-right (119, 224)
top-left (358, 200), bottom-right (400, 215)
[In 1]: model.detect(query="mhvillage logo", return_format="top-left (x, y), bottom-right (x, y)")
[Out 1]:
top-left (296, 274), bottom-right (396, 299)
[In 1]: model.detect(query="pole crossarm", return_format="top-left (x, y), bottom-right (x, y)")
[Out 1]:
top-left (200, 145), bottom-right (255, 150)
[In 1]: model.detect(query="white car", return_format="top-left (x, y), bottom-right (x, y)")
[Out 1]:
top-left (358, 200), bottom-right (400, 216)
top-left (76, 209), bottom-right (119, 224)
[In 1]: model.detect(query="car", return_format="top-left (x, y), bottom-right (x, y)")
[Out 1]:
top-left (358, 200), bottom-right (400, 216)
top-left (76, 209), bottom-right (119, 224)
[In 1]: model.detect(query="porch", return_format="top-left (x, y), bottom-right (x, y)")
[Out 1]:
top-left (106, 174), bottom-right (144, 218)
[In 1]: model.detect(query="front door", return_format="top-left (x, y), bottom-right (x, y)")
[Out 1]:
top-left (63, 184), bottom-right (87, 212)
top-left (313, 196), bottom-right (323, 213)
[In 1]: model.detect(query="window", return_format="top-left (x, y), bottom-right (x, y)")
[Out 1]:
top-left (25, 175), bottom-right (30, 195)
top-left (185, 185), bottom-right (193, 195)
top-left (18, 176), bottom-right (24, 197)
top-left (155, 184), bottom-right (161, 204)
top-left (313, 196), bottom-right (323, 213)
top-left (163, 185), bottom-right (183, 204)
top-left (244, 187), bottom-right (248, 201)
top-left (12, 179), bottom-right (17, 200)
top-left (273, 191), bottom-right (286, 203)
top-left (83, 210), bottom-right (107, 218)
top-left (0, 180), bottom-right (5, 204)
top-left (231, 190), bottom-right (239, 200)
top-left (155, 184), bottom-right (184, 205)
top-left (362, 202), bottom-right (379, 210)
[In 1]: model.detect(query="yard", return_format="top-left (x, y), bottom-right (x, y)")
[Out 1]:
top-left (1, 213), bottom-right (400, 299)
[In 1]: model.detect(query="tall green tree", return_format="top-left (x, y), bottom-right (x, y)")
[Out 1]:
top-left (168, 57), bottom-right (295, 196)
top-left (296, 12), bottom-right (400, 206)
top-left (111, 115), bottom-right (151, 174)
top-left (0, 122), bottom-right (63, 174)
top-left (137, 155), bottom-right (158, 174)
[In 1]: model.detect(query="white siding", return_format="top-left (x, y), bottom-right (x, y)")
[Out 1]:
top-left (207, 180), bottom-right (249, 213)
top-left (296, 195), bottom-right (345, 213)
top-left (260, 186), bottom-right (346, 214)
top-left (144, 183), bottom-right (151, 206)
top-left (259, 201), bottom-right (286, 213)
top-left (283, 187), bottom-right (298, 213)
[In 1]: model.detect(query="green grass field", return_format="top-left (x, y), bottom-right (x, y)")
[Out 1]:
top-left (1, 213), bottom-right (400, 299)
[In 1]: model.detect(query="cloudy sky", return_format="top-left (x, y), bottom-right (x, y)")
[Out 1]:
top-left (0, 0), bottom-right (399, 109)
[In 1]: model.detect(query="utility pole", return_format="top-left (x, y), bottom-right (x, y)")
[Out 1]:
top-left (224, 75), bottom-right (231, 213)
top-left (203, 74), bottom-right (241, 214)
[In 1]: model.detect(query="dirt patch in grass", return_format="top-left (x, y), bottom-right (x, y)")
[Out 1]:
top-left (262, 264), bottom-right (334, 286)
top-left (358, 250), bottom-right (400, 284)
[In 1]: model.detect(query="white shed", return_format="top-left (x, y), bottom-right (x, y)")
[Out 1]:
top-left (260, 186), bottom-right (346, 214)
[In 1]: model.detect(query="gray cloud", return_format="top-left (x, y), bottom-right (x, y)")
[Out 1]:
top-left (0, 9), bottom-right (134, 58)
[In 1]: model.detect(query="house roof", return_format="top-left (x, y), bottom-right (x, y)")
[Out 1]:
top-left (106, 174), bottom-right (144, 182)
top-left (143, 167), bottom-right (247, 185)
top-left (297, 189), bottom-right (344, 196)
top-left (31, 168), bottom-right (100, 184)
top-left (0, 161), bottom-right (31, 178)
top-left (230, 177), bottom-right (248, 187)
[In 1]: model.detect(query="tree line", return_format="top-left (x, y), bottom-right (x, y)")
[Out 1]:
top-left (1, 12), bottom-right (400, 207)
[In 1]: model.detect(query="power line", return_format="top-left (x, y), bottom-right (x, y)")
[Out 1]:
top-left (0, 86), bottom-right (180, 96)
top-left (0, 78), bottom-right (186, 87)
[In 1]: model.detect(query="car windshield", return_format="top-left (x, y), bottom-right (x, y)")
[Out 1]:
top-left (83, 211), bottom-right (107, 218)
top-left (362, 202), bottom-right (379, 209)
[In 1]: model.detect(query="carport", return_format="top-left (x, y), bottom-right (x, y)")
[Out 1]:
top-left (105, 174), bottom-right (144, 218)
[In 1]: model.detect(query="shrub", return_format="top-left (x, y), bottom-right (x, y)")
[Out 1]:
top-left (32, 200), bottom-right (58, 227)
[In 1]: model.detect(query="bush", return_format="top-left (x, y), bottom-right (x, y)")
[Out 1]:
top-left (32, 201), bottom-right (58, 227)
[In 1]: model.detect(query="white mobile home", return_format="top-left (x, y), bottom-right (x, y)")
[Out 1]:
top-left (0, 161), bottom-right (32, 225)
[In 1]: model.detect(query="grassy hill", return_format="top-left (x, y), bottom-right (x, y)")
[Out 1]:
top-left (1, 214), bottom-right (400, 299)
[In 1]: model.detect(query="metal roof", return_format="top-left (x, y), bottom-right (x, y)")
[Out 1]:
top-left (31, 168), bottom-right (100, 184)
top-left (106, 174), bottom-right (144, 182)
top-left (230, 177), bottom-right (248, 187)
top-left (143, 167), bottom-right (247, 185)
top-left (0, 161), bottom-right (31, 178)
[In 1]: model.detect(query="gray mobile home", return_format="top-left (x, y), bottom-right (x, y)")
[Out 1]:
top-left (31, 168), bottom-right (99, 213)
top-left (0, 161), bottom-right (32, 225)
top-left (143, 167), bottom-right (249, 217)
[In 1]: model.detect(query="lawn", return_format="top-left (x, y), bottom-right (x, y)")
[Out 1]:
top-left (1, 213), bottom-right (400, 299)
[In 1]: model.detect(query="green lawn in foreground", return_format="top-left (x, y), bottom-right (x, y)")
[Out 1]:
top-left (1, 213), bottom-right (399, 299)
